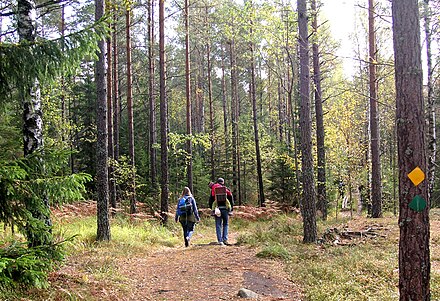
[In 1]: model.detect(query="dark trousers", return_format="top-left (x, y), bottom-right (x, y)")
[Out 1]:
top-left (180, 221), bottom-right (195, 247)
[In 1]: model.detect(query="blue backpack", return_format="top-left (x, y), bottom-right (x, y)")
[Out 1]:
top-left (177, 196), bottom-right (193, 216)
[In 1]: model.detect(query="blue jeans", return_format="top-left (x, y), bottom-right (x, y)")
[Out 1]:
top-left (180, 221), bottom-right (195, 247)
top-left (215, 208), bottom-right (229, 243)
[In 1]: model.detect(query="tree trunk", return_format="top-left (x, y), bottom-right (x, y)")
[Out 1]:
top-left (184, 0), bottom-right (193, 192)
top-left (159, 0), bottom-right (169, 223)
top-left (148, 0), bottom-right (158, 192)
top-left (423, 0), bottom-right (436, 197)
top-left (229, 39), bottom-right (240, 205)
top-left (206, 5), bottom-right (215, 181)
top-left (112, 2), bottom-right (119, 208)
top-left (221, 46), bottom-right (229, 169)
top-left (106, 15), bottom-right (116, 215)
top-left (369, 0), bottom-right (382, 218)
top-left (297, 0), bottom-right (317, 243)
top-left (249, 7), bottom-right (265, 207)
top-left (95, 0), bottom-right (110, 241)
top-left (311, 0), bottom-right (327, 220)
top-left (392, 0), bottom-right (430, 299)
top-left (126, 8), bottom-right (136, 214)
top-left (18, 0), bottom-right (53, 245)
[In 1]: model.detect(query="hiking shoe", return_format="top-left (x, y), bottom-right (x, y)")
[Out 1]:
top-left (218, 242), bottom-right (225, 246)
top-left (223, 240), bottom-right (229, 245)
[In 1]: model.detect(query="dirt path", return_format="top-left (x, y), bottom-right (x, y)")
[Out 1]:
top-left (115, 234), bottom-right (302, 301)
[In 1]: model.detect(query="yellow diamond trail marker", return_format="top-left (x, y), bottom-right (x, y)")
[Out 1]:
top-left (407, 167), bottom-right (425, 186)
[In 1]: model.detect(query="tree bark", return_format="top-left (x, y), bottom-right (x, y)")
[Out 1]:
top-left (221, 45), bottom-right (229, 169)
top-left (112, 1), bottom-right (119, 208)
top-left (229, 39), bottom-right (240, 205)
top-left (249, 5), bottom-right (265, 207)
top-left (18, 0), bottom-right (53, 245)
top-left (311, 0), bottom-right (327, 220)
top-left (106, 6), bottom-right (116, 216)
top-left (184, 0), bottom-right (193, 192)
top-left (369, 0), bottom-right (382, 218)
top-left (95, 0), bottom-right (110, 241)
top-left (297, 0), bottom-right (317, 243)
top-left (126, 7), bottom-right (136, 214)
top-left (159, 0), bottom-right (169, 223)
top-left (392, 0), bottom-right (430, 299)
top-left (148, 0), bottom-right (158, 192)
top-left (423, 0), bottom-right (436, 197)
top-left (206, 5), bottom-right (215, 181)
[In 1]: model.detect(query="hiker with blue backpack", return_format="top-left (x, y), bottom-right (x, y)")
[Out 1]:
top-left (175, 187), bottom-right (200, 247)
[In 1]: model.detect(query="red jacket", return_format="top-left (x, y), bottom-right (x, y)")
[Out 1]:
top-left (211, 183), bottom-right (232, 197)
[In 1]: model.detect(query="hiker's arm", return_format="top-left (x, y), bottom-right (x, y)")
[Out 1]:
top-left (192, 198), bottom-right (200, 222)
top-left (227, 193), bottom-right (234, 210)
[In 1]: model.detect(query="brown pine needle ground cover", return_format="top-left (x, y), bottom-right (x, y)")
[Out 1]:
top-left (4, 203), bottom-right (440, 300)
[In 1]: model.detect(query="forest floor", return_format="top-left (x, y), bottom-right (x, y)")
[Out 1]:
top-left (37, 202), bottom-right (304, 301)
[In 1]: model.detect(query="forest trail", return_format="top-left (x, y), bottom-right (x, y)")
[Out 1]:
top-left (114, 233), bottom-right (303, 301)
top-left (52, 233), bottom-right (303, 300)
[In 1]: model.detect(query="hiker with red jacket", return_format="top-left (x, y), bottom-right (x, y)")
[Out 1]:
top-left (208, 178), bottom-right (234, 210)
top-left (210, 178), bottom-right (233, 245)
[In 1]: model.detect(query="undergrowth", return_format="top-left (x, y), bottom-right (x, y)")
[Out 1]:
top-left (2, 209), bottom-right (439, 300)
top-left (238, 213), bottom-right (440, 301)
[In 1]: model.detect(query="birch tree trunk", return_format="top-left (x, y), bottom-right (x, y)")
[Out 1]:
top-left (18, 0), bottom-right (53, 245)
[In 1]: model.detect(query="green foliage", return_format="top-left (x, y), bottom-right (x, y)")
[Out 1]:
top-left (267, 149), bottom-right (299, 206)
top-left (0, 18), bottom-right (109, 102)
top-left (109, 155), bottom-right (137, 208)
top-left (256, 244), bottom-right (291, 260)
top-left (0, 149), bottom-right (91, 290)
top-left (0, 240), bottom-right (65, 290)
top-left (239, 214), bottom-right (404, 300)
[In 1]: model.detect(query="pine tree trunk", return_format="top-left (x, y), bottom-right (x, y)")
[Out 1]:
top-left (229, 39), bottom-right (240, 205)
top-left (106, 17), bottom-right (116, 215)
top-left (206, 5), bottom-right (215, 181)
top-left (312, 0), bottom-right (327, 220)
top-left (184, 0), bottom-right (193, 192)
top-left (126, 8), bottom-right (136, 214)
top-left (392, 0), bottom-right (430, 299)
top-left (95, 0), bottom-right (110, 241)
top-left (249, 10), bottom-right (265, 207)
top-left (221, 46), bottom-right (229, 168)
top-left (297, 0), bottom-right (317, 243)
top-left (369, 0), bottom-right (383, 218)
top-left (148, 0), bottom-right (158, 192)
top-left (423, 0), bottom-right (436, 197)
top-left (112, 2), bottom-right (119, 208)
top-left (159, 0), bottom-right (169, 223)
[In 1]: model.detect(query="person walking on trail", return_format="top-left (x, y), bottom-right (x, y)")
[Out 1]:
top-left (210, 178), bottom-right (233, 245)
top-left (175, 187), bottom-right (200, 247)
top-left (209, 177), bottom-right (234, 210)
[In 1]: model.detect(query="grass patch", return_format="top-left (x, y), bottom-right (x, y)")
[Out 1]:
top-left (239, 213), bottom-right (440, 301)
